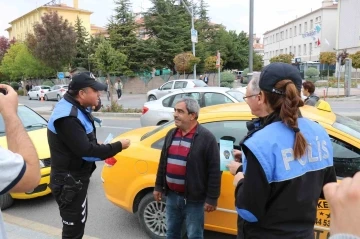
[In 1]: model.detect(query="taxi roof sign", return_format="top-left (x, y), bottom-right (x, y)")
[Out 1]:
top-left (315, 100), bottom-right (332, 112)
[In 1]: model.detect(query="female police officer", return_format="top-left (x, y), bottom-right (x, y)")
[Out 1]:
top-left (233, 63), bottom-right (336, 239)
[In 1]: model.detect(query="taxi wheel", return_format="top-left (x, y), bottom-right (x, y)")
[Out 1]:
top-left (0, 193), bottom-right (14, 210)
top-left (138, 193), bottom-right (186, 239)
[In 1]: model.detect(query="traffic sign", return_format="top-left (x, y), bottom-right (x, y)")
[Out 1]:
top-left (57, 72), bottom-right (65, 79)
top-left (191, 29), bottom-right (198, 43)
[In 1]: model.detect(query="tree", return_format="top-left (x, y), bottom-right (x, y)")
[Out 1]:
top-left (108, 0), bottom-right (139, 74)
top-left (0, 36), bottom-right (15, 62)
top-left (350, 51), bottom-right (360, 85)
top-left (30, 11), bottom-right (76, 73)
top-left (253, 53), bottom-right (264, 71)
top-left (220, 71), bottom-right (235, 87)
top-left (270, 54), bottom-right (293, 64)
top-left (319, 52), bottom-right (336, 81)
top-left (144, 0), bottom-right (193, 71)
top-left (173, 52), bottom-right (200, 77)
top-left (337, 49), bottom-right (349, 66)
top-left (305, 68), bottom-right (320, 79)
top-left (204, 55), bottom-right (223, 72)
top-left (73, 16), bottom-right (90, 69)
top-left (94, 38), bottom-right (127, 106)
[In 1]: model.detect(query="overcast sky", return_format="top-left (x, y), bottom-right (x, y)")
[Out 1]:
top-left (0, 0), bottom-right (326, 40)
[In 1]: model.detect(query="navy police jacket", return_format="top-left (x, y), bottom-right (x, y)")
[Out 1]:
top-left (235, 116), bottom-right (336, 239)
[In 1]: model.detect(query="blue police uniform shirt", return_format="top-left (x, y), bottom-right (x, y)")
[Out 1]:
top-left (238, 118), bottom-right (333, 222)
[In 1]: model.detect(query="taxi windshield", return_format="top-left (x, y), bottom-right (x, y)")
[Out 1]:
top-left (333, 114), bottom-right (360, 140)
top-left (140, 120), bottom-right (174, 141)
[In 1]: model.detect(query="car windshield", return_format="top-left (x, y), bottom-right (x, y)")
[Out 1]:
top-left (333, 114), bottom-right (360, 140)
top-left (63, 86), bottom-right (68, 89)
top-left (226, 90), bottom-right (245, 102)
top-left (42, 86), bottom-right (51, 90)
top-left (140, 120), bottom-right (174, 141)
top-left (193, 80), bottom-right (207, 87)
top-left (0, 106), bottom-right (48, 135)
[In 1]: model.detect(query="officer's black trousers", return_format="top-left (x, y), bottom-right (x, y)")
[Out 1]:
top-left (51, 180), bottom-right (89, 239)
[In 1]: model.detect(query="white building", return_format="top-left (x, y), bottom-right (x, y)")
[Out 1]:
top-left (337, 0), bottom-right (360, 54)
top-left (263, 0), bottom-right (338, 66)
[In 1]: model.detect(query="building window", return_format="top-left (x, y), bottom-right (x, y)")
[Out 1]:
top-left (299, 24), bottom-right (302, 34)
top-left (304, 44), bottom-right (307, 55)
top-left (315, 17), bottom-right (318, 22)
top-left (289, 46), bottom-right (292, 54)
top-left (286, 30), bottom-right (288, 39)
top-left (318, 16), bottom-right (321, 22)
top-left (276, 50), bottom-right (278, 55)
top-left (309, 43), bottom-right (312, 54)
top-left (298, 45), bottom-right (301, 56)
top-left (280, 49), bottom-right (283, 54)
top-left (289, 28), bottom-right (292, 38)
top-left (304, 22), bottom-right (307, 32)
top-left (294, 47), bottom-right (296, 56)
top-left (294, 26), bottom-right (297, 36)
top-left (285, 48), bottom-right (288, 54)
top-left (310, 19), bottom-right (313, 29)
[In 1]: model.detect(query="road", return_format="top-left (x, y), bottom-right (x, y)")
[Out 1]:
top-left (4, 117), bottom-right (236, 239)
top-left (18, 94), bottom-right (360, 114)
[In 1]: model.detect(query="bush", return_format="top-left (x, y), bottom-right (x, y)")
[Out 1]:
top-left (10, 82), bottom-right (20, 90)
top-left (220, 72), bottom-right (235, 87)
top-left (327, 77), bottom-right (357, 88)
top-left (320, 69), bottom-right (335, 78)
top-left (17, 89), bottom-right (24, 96)
top-left (43, 80), bottom-right (54, 86)
top-left (242, 68), bottom-right (249, 77)
top-left (101, 101), bottom-right (142, 113)
top-left (305, 68), bottom-right (320, 78)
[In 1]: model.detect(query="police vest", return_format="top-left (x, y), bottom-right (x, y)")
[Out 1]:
top-left (48, 99), bottom-right (101, 163)
top-left (242, 118), bottom-right (333, 183)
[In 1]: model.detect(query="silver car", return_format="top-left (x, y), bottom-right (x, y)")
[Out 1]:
top-left (146, 79), bottom-right (207, 101)
top-left (140, 87), bottom-right (245, 126)
top-left (44, 85), bottom-right (68, 101)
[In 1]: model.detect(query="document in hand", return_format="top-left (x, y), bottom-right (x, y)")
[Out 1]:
top-left (220, 139), bottom-right (234, 171)
top-left (103, 133), bottom-right (114, 144)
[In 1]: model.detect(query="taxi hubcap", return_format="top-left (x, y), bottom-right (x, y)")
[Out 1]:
top-left (144, 201), bottom-right (166, 236)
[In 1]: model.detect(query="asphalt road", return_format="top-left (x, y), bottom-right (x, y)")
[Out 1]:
top-left (4, 117), bottom-right (236, 239)
top-left (18, 94), bottom-right (360, 114)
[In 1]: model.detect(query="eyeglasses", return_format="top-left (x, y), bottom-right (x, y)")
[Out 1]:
top-left (242, 93), bottom-right (260, 101)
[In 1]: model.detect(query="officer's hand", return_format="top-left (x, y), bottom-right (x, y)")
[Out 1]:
top-left (324, 172), bottom-right (360, 237)
top-left (153, 190), bottom-right (162, 202)
top-left (233, 172), bottom-right (244, 186)
top-left (233, 149), bottom-right (242, 162)
top-left (120, 139), bottom-right (131, 149)
top-left (204, 203), bottom-right (216, 213)
top-left (0, 84), bottom-right (18, 116)
top-left (227, 161), bottom-right (242, 176)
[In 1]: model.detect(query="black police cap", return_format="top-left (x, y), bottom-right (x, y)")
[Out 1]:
top-left (69, 72), bottom-right (107, 91)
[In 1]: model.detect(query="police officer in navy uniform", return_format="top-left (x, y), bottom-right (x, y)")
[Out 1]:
top-left (233, 63), bottom-right (336, 239)
top-left (47, 72), bottom-right (131, 239)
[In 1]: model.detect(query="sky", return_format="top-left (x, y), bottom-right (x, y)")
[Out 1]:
top-left (0, 0), bottom-right (326, 40)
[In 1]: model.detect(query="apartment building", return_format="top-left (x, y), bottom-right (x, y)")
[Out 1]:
top-left (263, 0), bottom-right (338, 66)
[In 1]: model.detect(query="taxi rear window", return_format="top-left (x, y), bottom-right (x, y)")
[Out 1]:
top-left (333, 114), bottom-right (360, 140)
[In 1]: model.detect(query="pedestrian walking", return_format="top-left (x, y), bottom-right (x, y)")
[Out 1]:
top-left (233, 63), bottom-right (336, 239)
top-left (105, 80), bottom-right (110, 101)
top-left (47, 72), bottom-right (131, 239)
top-left (153, 98), bottom-right (221, 239)
top-left (0, 84), bottom-right (40, 239)
top-left (114, 78), bottom-right (123, 100)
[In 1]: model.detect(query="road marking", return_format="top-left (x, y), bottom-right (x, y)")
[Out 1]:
top-left (3, 213), bottom-right (99, 239)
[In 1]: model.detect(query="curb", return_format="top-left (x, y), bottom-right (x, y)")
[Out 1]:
top-left (35, 110), bottom-right (142, 118)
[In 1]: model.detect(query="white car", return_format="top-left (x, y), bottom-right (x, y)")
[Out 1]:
top-left (140, 87), bottom-right (245, 126)
top-left (44, 85), bottom-right (68, 101)
top-left (28, 85), bottom-right (51, 100)
top-left (146, 79), bottom-right (207, 101)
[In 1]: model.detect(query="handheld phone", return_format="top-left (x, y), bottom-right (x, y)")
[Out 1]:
top-left (0, 88), bottom-right (7, 95)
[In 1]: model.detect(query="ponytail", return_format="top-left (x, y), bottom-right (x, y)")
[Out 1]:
top-left (264, 80), bottom-right (307, 159)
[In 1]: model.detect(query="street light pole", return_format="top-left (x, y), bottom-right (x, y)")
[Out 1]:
top-left (249, 0), bottom-right (254, 73)
top-left (179, 0), bottom-right (196, 79)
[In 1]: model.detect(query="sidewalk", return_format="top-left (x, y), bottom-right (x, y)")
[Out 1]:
top-left (3, 213), bottom-right (98, 239)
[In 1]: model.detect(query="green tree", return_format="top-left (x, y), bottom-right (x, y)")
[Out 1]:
top-left (220, 71), bottom-right (235, 87)
top-left (173, 52), bottom-right (200, 77)
top-left (305, 68), bottom-right (320, 79)
top-left (204, 55), bottom-right (223, 72)
top-left (253, 53), bottom-right (264, 71)
top-left (350, 51), bottom-right (360, 84)
top-left (144, 0), bottom-right (192, 71)
top-left (30, 11), bottom-right (76, 73)
top-left (270, 54), bottom-right (293, 64)
top-left (108, 0), bottom-right (138, 74)
top-left (319, 52), bottom-right (336, 80)
top-left (73, 16), bottom-right (90, 69)
top-left (94, 39), bottom-right (127, 106)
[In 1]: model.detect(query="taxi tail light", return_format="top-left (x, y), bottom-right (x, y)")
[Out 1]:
top-left (105, 157), bottom-right (117, 167)
top-left (142, 106), bottom-right (149, 115)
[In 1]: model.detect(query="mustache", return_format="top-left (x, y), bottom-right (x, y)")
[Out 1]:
top-left (174, 117), bottom-right (179, 120)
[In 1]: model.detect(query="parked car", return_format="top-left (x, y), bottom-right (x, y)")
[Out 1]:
top-left (27, 85), bottom-right (51, 100)
top-left (0, 105), bottom-right (51, 210)
top-left (101, 103), bottom-right (360, 239)
top-left (146, 79), bottom-right (207, 101)
top-left (44, 84), bottom-right (68, 101)
top-left (141, 87), bottom-right (245, 126)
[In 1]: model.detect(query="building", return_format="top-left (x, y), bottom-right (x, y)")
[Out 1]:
top-left (263, 0), bottom-right (338, 66)
top-left (5, 0), bottom-right (93, 41)
top-left (337, 0), bottom-right (360, 54)
top-left (90, 24), bottom-right (109, 38)
top-left (252, 34), bottom-right (264, 57)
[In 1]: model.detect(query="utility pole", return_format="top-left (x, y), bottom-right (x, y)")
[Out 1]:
top-left (249, 0), bottom-right (254, 73)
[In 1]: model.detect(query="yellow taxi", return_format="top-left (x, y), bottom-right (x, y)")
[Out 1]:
top-left (0, 105), bottom-right (51, 210)
top-left (101, 103), bottom-right (360, 239)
